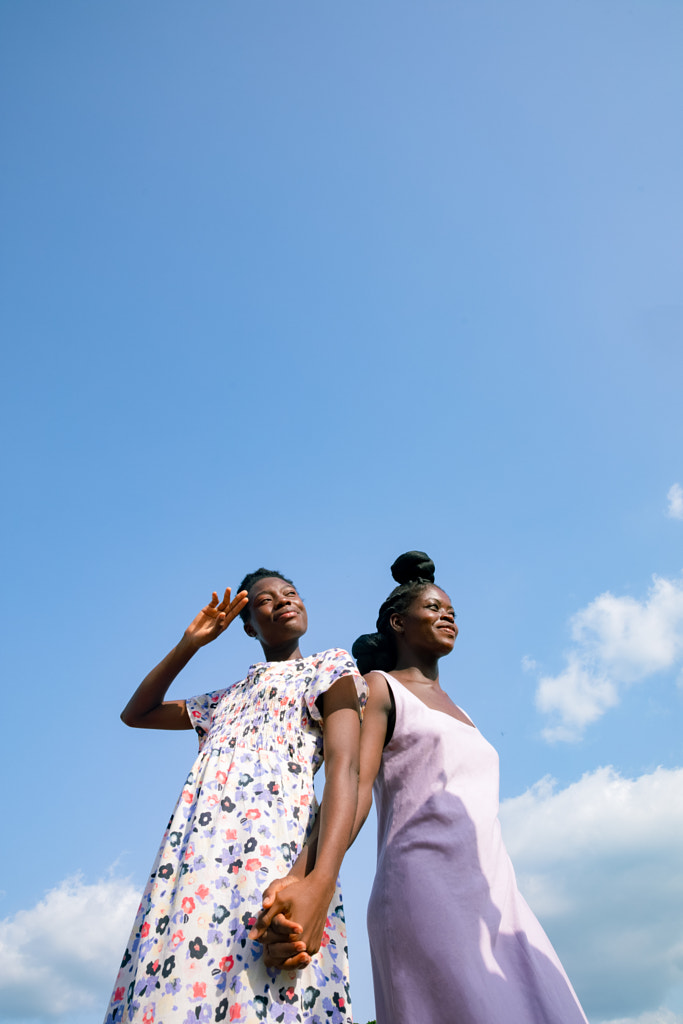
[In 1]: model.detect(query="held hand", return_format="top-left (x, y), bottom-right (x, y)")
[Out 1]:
top-left (250, 879), bottom-right (333, 960)
top-left (184, 588), bottom-right (248, 649)
top-left (251, 876), bottom-right (302, 944)
top-left (251, 877), bottom-right (312, 970)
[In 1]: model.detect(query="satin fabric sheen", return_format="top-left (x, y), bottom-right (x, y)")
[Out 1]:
top-left (367, 671), bottom-right (588, 1024)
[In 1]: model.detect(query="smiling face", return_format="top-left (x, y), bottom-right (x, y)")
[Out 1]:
top-left (390, 584), bottom-right (458, 659)
top-left (243, 576), bottom-right (308, 652)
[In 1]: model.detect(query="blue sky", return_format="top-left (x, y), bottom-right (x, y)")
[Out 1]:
top-left (1, 3), bottom-right (682, 1022)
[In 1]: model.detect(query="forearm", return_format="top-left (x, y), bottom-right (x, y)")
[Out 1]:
top-left (348, 782), bottom-right (373, 847)
top-left (288, 814), bottom-right (320, 881)
top-left (307, 755), bottom-right (358, 897)
top-left (120, 632), bottom-right (198, 727)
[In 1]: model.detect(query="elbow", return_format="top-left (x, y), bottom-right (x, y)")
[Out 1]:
top-left (120, 708), bottom-right (139, 728)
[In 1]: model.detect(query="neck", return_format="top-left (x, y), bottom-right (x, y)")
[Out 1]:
top-left (259, 639), bottom-right (304, 662)
top-left (391, 650), bottom-right (441, 683)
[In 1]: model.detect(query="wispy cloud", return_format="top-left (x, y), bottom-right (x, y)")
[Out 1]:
top-left (599, 1012), bottom-right (683, 1024)
top-left (533, 574), bottom-right (683, 740)
top-left (667, 484), bottom-right (683, 520)
top-left (500, 766), bottom-right (683, 1023)
top-left (0, 874), bottom-right (140, 1021)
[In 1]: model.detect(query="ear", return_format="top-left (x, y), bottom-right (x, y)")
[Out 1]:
top-left (243, 621), bottom-right (257, 639)
top-left (389, 612), bottom-right (404, 636)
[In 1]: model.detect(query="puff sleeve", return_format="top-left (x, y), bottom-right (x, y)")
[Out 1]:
top-left (304, 648), bottom-right (367, 723)
top-left (185, 688), bottom-right (226, 751)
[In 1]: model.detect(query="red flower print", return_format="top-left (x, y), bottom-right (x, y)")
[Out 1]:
top-left (229, 1005), bottom-right (242, 1021)
top-left (195, 885), bottom-right (210, 901)
top-left (224, 829), bottom-right (237, 840)
top-left (114, 987), bottom-right (125, 1001)
top-left (140, 922), bottom-right (150, 938)
top-left (219, 955), bottom-right (234, 973)
top-left (207, 794), bottom-right (219, 806)
top-left (192, 982), bottom-right (206, 999)
top-left (245, 858), bottom-right (261, 871)
top-left (181, 897), bottom-right (195, 914)
top-left (170, 930), bottom-right (185, 949)
top-left (182, 790), bottom-right (193, 804)
top-left (184, 845), bottom-right (194, 862)
top-left (259, 845), bottom-right (271, 857)
top-left (142, 1010), bottom-right (155, 1024)
top-left (216, 770), bottom-right (227, 784)
top-left (245, 809), bottom-right (260, 820)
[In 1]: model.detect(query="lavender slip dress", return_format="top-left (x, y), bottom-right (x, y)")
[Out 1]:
top-left (367, 671), bottom-right (588, 1024)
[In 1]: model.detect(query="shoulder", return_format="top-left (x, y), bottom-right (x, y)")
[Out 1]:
top-left (310, 648), bottom-right (358, 670)
top-left (364, 671), bottom-right (394, 712)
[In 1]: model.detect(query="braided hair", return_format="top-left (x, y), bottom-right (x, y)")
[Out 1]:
top-left (352, 551), bottom-right (436, 674)
top-left (237, 568), bottom-right (296, 624)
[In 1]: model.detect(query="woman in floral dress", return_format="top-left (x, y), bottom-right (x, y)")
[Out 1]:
top-left (104, 568), bottom-right (365, 1024)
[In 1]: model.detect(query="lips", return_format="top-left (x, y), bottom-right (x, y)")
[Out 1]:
top-left (275, 609), bottom-right (299, 622)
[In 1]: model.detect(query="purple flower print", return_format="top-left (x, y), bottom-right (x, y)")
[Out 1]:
top-left (102, 650), bottom-right (365, 1024)
top-left (276, 1004), bottom-right (301, 1024)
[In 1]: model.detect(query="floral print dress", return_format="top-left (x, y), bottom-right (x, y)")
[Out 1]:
top-left (104, 649), bottom-right (366, 1024)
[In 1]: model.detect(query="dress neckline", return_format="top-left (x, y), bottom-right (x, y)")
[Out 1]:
top-left (247, 652), bottom-right (317, 673)
top-left (383, 670), bottom-right (476, 729)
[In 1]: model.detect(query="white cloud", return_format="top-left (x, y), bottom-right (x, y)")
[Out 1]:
top-left (667, 484), bottom-right (683, 520)
top-left (500, 766), bottom-right (683, 1022)
top-left (599, 1012), bottom-right (683, 1024)
top-left (0, 874), bottom-right (140, 1021)
top-left (534, 574), bottom-right (683, 740)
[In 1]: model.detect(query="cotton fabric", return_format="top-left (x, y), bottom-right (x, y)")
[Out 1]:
top-left (105, 649), bottom-right (365, 1024)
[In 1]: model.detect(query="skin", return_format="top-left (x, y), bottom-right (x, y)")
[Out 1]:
top-left (121, 576), bottom-right (362, 972)
top-left (255, 583), bottom-right (468, 968)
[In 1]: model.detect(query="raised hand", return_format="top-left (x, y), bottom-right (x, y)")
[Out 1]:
top-left (120, 586), bottom-right (249, 731)
top-left (184, 588), bottom-right (249, 650)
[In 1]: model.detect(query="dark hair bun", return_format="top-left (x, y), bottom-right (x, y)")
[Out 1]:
top-left (390, 551), bottom-right (435, 585)
top-left (352, 631), bottom-right (395, 675)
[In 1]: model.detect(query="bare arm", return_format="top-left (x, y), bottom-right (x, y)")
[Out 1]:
top-left (252, 672), bottom-right (391, 967)
top-left (120, 588), bottom-right (248, 729)
top-left (249, 674), bottom-right (361, 956)
top-left (348, 671), bottom-right (392, 844)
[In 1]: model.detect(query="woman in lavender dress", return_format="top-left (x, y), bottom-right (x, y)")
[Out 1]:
top-left (349, 551), bottom-right (588, 1024)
